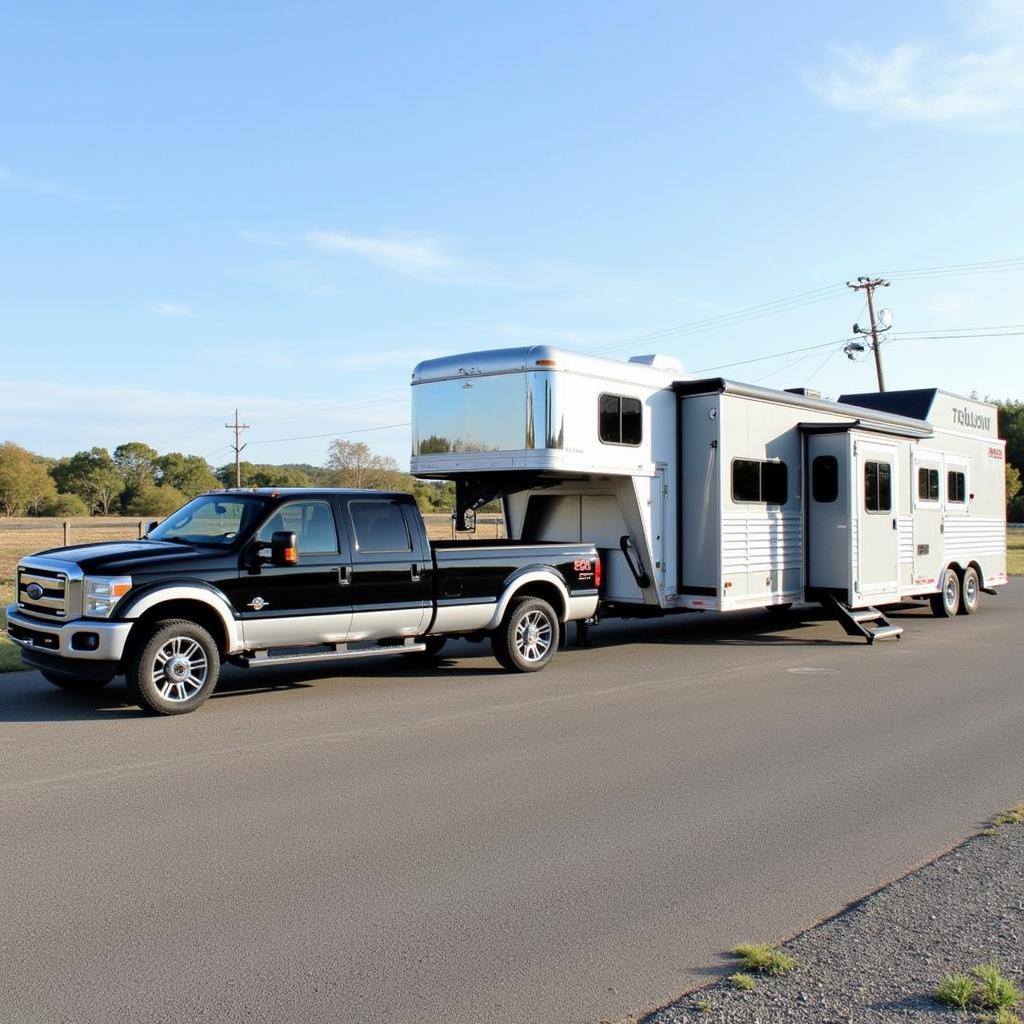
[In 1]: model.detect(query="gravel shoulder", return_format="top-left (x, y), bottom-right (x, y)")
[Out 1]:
top-left (643, 815), bottom-right (1024, 1024)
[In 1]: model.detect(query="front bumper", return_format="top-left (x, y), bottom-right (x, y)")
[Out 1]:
top-left (5, 605), bottom-right (133, 662)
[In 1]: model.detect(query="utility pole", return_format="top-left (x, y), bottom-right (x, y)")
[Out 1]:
top-left (846, 276), bottom-right (891, 391)
top-left (225, 409), bottom-right (250, 487)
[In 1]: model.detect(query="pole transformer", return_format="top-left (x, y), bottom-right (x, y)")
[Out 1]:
top-left (846, 276), bottom-right (891, 392)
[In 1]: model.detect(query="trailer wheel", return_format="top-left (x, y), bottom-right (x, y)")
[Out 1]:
top-left (491, 597), bottom-right (559, 673)
top-left (125, 619), bottom-right (220, 715)
top-left (958, 566), bottom-right (980, 615)
top-left (40, 670), bottom-right (113, 692)
top-left (930, 568), bottom-right (960, 619)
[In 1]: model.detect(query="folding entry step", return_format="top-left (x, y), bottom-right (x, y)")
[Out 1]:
top-left (821, 593), bottom-right (903, 644)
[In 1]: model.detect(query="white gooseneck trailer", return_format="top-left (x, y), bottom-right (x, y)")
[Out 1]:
top-left (410, 346), bottom-right (1007, 640)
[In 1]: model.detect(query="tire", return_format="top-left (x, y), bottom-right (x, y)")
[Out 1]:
top-left (958, 566), bottom-right (980, 616)
top-left (418, 636), bottom-right (447, 657)
top-left (40, 670), bottom-right (112, 692)
top-left (929, 567), bottom-right (960, 619)
top-left (491, 597), bottom-right (559, 673)
top-left (125, 619), bottom-right (220, 716)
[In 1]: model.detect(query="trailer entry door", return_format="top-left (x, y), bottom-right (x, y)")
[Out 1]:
top-left (854, 440), bottom-right (900, 603)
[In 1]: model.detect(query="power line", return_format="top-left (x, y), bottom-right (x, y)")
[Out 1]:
top-left (246, 422), bottom-right (411, 446)
top-left (692, 336), bottom-right (855, 373)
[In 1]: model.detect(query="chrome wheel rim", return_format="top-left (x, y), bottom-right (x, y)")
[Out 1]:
top-left (515, 611), bottom-right (553, 663)
top-left (153, 636), bottom-right (208, 702)
top-left (965, 574), bottom-right (978, 607)
top-left (945, 573), bottom-right (958, 609)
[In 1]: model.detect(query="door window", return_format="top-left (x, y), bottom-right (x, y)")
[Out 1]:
top-left (864, 461), bottom-right (892, 513)
top-left (917, 467), bottom-right (939, 502)
top-left (812, 455), bottom-right (838, 503)
top-left (257, 501), bottom-right (339, 554)
top-left (349, 500), bottom-right (413, 553)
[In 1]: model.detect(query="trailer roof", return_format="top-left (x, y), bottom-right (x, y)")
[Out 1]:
top-left (673, 377), bottom-right (934, 437)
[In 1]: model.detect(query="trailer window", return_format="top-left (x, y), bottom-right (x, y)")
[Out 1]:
top-left (599, 394), bottom-right (642, 446)
top-left (947, 470), bottom-right (967, 504)
top-left (864, 461), bottom-right (892, 513)
top-left (812, 456), bottom-right (838, 503)
top-left (732, 459), bottom-right (788, 504)
top-left (917, 467), bottom-right (939, 502)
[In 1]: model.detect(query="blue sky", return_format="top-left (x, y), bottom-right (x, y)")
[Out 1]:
top-left (2, 0), bottom-right (1022, 469)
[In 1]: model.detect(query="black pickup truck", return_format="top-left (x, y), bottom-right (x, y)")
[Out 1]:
top-left (6, 489), bottom-right (600, 715)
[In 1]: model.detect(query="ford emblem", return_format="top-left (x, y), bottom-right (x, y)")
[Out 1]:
top-left (26, 583), bottom-right (45, 601)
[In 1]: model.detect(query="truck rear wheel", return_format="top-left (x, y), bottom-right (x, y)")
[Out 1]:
top-left (491, 597), bottom-right (559, 673)
top-left (126, 619), bottom-right (220, 715)
top-left (930, 567), bottom-right (960, 619)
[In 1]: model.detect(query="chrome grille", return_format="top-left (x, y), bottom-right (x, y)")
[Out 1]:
top-left (17, 566), bottom-right (69, 620)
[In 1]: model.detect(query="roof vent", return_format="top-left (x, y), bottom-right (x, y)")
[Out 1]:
top-left (628, 353), bottom-right (684, 371)
top-left (785, 387), bottom-right (821, 399)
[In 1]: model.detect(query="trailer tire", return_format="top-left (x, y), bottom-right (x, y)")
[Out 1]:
top-left (125, 619), bottom-right (220, 715)
top-left (958, 566), bottom-right (980, 615)
top-left (491, 597), bottom-right (559, 673)
top-left (930, 568), bottom-right (960, 619)
top-left (40, 670), bottom-right (113, 692)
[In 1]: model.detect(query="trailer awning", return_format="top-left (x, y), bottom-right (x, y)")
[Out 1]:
top-left (798, 419), bottom-right (933, 439)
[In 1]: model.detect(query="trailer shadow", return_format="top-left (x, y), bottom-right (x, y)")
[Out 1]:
top-left (583, 607), bottom-right (858, 649)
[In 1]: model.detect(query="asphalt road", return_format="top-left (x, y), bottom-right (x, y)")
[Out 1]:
top-left (2, 584), bottom-right (1023, 1024)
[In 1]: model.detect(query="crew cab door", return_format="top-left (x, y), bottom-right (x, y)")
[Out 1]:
top-left (341, 497), bottom-right (432, 641)
top-left (236, 498), bottom-right (353, 648)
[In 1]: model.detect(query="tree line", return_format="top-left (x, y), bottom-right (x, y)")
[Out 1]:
top-left (0, 439), bottom-right (455, 517)
top-left (1, 401), bottom-right (1022, 519)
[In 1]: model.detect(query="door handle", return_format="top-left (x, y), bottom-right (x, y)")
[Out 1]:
top-left (338, 566), bottom-right (352, 585)
top-left (411, 563), bottom-right (421, 582)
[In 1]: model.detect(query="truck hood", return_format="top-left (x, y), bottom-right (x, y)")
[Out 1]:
top-left (27, 540), bottom-right (222, 575)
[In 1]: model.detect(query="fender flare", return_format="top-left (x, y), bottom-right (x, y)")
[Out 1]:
top-left (485, 567), bottom-right (571, 630)
top-left (118, 583), bottom-right (243, 654)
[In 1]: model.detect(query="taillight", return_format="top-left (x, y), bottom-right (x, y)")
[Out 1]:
top-left (594, 556), bottom-right (602, 589)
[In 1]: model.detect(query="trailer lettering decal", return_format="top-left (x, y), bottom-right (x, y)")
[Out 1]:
top-left (989, 446), bottom-right (1004, 460)
top-left (952, 407), bottom-right (992, 432)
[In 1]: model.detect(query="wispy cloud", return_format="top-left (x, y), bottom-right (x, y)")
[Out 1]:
top-left (0, 163), bottom-right (75, 197)
top-left (149, 302), bottom-right (192, 318)
top-left (304, 229), bottom-right (464, 280)
top-left (807, 1), bottom-right (1024, 125)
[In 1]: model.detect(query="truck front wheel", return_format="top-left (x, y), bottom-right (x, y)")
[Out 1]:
top-left (126, 619), bottom-right (220, 715)
top-left (491, 597), bottom-right (559, 673)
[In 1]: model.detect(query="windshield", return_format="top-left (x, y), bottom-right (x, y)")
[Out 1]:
top-left (148, 494), bottom-right (269, 546)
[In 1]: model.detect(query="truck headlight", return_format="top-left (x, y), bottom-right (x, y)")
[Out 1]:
top-left (84, 576), bottom-right (133, 618)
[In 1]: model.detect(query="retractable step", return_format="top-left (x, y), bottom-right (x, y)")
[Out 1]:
top-left (821, 593), bottom-right (903, 644)
top-left (234, 638), bottom-right (427, 668)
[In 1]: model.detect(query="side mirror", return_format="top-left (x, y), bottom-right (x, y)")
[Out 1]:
top-left (270, 531), bottom-right (299, 567)
top-left (145, 520), bottom-right (159, 536)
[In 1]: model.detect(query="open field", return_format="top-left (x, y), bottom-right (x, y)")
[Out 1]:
top-left (0, 514), bottom-right (504, 671)
top-left (1009, 529), bottom-right (1024, 574)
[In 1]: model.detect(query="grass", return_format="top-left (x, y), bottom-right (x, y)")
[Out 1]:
top-left (728, 972), bottom-right (756, 991)
top-left (936, 961), bottom-right (1021, 1013)
top-left (1009, 531), bottom-right (1024, 576)
top-left (695, 996), bottom-right (714, 1013)
top-left (733, 942), bottom-right (798, 977)
top-left (936, 973), bottom-right (976, 1009)
top-left (993, 803), bottom-right (1024, 826)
